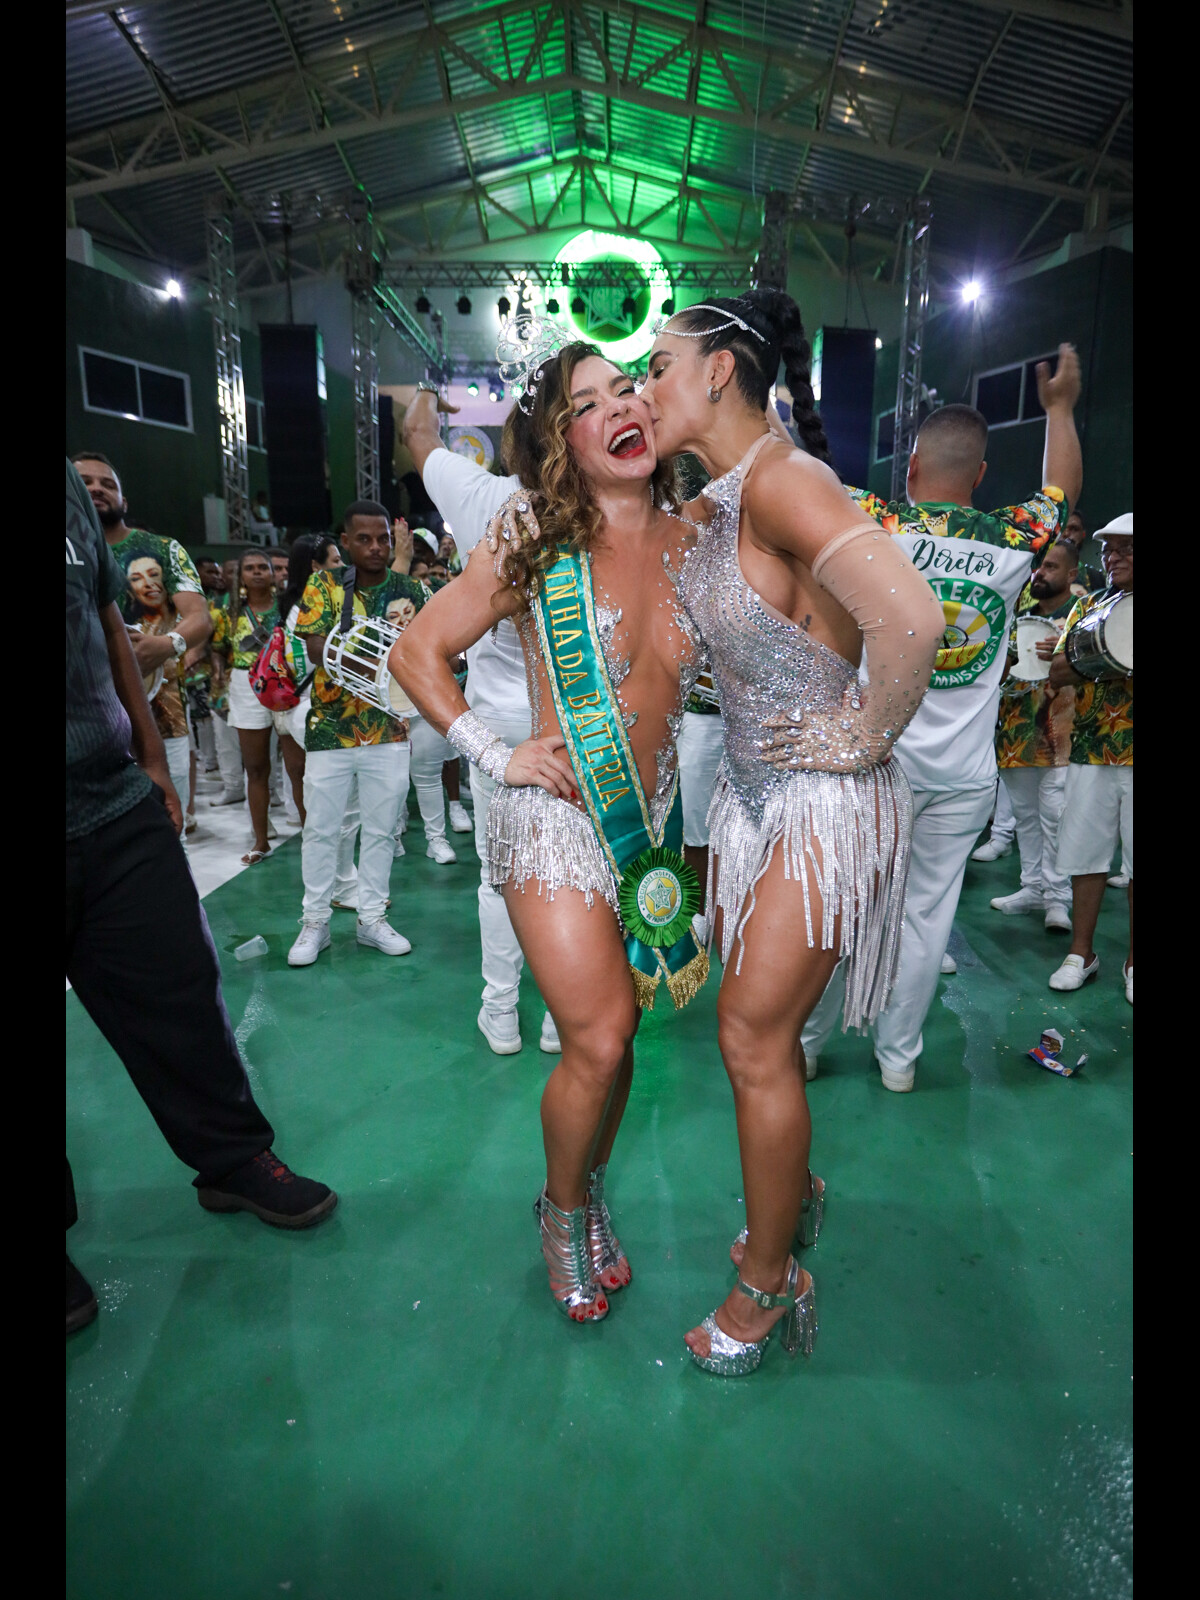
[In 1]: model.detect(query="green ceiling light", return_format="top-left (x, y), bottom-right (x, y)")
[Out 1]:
top-left (467, 381), bottom-right (479, 396)
top-left (553, 230), bottom-right (673, 364)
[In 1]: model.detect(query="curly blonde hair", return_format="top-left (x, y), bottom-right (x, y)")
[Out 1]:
top-left (497, 341), bottom-right (678, 606)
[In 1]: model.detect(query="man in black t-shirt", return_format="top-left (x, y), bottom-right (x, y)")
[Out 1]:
top-left (66, 461), bottom-right (338, 1337)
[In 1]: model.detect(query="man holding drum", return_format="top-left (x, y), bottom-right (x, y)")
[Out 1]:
top-left (991, 538), bottom-right (1080, 931)
top-left (1047, 515), bottom-right (1134, 1003)
top-left (287, 502), bottom-right (428, 967)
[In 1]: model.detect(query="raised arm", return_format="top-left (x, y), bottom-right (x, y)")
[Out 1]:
top-left (388, 518), bottom-right (576, 798)
top-left (401, 388), bottom-right (459, 477)
top-left (1037, 342), bottom-right (1083, 511)
top-left (745, 448), bottom-right (944, 771)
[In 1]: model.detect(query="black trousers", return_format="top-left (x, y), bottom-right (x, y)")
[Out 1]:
top-left (66, 791), bottom-right (274, 1224)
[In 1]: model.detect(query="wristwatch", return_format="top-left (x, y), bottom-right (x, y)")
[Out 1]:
top-left (167, 630), bottom-right (187, 659)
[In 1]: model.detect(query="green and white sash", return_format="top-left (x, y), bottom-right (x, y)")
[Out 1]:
top-left (533, 546), bottom-right (709, 1010)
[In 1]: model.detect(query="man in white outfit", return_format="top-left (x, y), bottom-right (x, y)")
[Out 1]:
top-left (801, 345), bottom-right (1083, 1091)
top-left (403, 388), bottom-right (560, 1056)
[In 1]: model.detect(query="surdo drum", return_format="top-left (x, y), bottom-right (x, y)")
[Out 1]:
top-left (322, 615), bottom-right (416, 718)
top-left (1065, 592), bottom-right (1133, 682)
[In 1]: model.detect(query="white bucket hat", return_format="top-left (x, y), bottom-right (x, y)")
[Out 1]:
top-left (1094, 513), bottom-right (1133, 539)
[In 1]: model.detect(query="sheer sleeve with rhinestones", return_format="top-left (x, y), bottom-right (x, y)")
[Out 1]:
top-left (759, 525), bottom-right (943, 773)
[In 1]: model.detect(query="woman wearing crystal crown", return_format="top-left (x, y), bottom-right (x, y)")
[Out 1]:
top-left (639, 289), bottom-right (944, 1375)
top-left (391, 318), bottom-right (708, 1326)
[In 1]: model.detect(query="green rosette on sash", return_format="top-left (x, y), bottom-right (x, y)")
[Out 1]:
top-left (533, 546), bottom-right (709, 1010)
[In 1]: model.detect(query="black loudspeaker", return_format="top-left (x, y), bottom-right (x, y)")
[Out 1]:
top-left (260, 325), bottom-right (331, 529)
top-left (811, 327), bottom-right (877, 488)
top-left (377, 394), bottom-right (399, 519)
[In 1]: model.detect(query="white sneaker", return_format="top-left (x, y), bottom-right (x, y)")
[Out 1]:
top-left (356, 919), bottom-right (412, 955)
top-left (209, 790), bottom-right (245, 807)
top-left (426, 837), bottom-right (457, 865)
top-left (940, 952), bottom-right (958, 975)
top-left (393, 836), bottom-right (406, 858)
top-left (878, 1058), bottom-right (915, 1093)
top-left (1123, 962), bottom-right (1133, 1005)
top-left (540, 1012), bottom-right (562, 1054)
top-left (1108, 873), bottom-right (1130, 889)
top-left (448, 801), bottom-right (473, 834)
top-left (1048, 953), bottom-right (1099, 991)
top-left (971, 835), bottom-right (1013, 862)
top-left (1044, 904), bottom-right (1072, 932)
top-left (990, 887), bottom-right (1043, 915)
top-left (288, 922), bottom-right (330, 967)
top-left (478, 1005), bottom-right (522, 1054)
top-left (804, 1053), bottom-right (819, 1083)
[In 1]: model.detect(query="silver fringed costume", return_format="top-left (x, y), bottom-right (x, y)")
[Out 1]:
top-left (680, 444), bottom-right (915, 1031)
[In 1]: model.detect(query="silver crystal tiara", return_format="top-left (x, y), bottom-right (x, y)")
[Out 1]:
top-left (651, 302), bottom-right (768, 343)
top-left (496, 314), bottom-right (576, 415)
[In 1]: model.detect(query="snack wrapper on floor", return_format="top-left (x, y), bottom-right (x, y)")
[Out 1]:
top-left (1027, 1027), bottom-right (1087, 1077)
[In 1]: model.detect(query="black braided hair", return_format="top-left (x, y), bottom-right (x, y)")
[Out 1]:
top-left (671, 289), bottom-right (834, 467)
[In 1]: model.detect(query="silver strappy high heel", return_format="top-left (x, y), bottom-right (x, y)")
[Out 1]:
top-left (587, 1164), bottom-right (631, 1291)
top-left (688, 1256), bottom-right (817, 1376)
top-left (534, 1187), bottom-right (609, 1322)
top-left (731, 1171), bottom-right (825, 1265)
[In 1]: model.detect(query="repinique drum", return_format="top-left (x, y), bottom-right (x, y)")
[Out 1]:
top-left (1065, 591), bottom-right (1133, 682)
top-left (691, 671), bottom-right (720, 709)
top-left (1012, 616), bottom-right (1060, 682)
top-left (323, 614), bottom-right (416, 718)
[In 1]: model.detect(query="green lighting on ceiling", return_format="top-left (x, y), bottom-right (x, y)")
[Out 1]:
top-left (551, 230), bottom-right (674, 364)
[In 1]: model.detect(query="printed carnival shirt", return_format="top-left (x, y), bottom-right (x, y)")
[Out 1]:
top-left (294, 570), bottom-right (430, 751)
top-left (995, 592), bottom-right (1076, 769)
top-left (850, 486), bottom-right (1067, 790)
top-left (109, 527), bottom-right (202, 743)
top-left (211, 600), bottom-right (280, 670)
top-left (1053, 588), bottom-right (1133, 766)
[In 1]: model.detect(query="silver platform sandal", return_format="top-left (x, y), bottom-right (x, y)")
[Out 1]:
top-left (689, 1256), bottom-right (817, 1376)
top-left (587, 1164), bottom-right (632, 1292)
top-left (534, 1187), bottom-right (609, 1323)
top-left (731, 1171), bottom-right (825, 1266)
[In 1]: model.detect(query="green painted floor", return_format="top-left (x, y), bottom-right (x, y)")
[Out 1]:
top-left (67, 816), bottom-right (1132, 1600)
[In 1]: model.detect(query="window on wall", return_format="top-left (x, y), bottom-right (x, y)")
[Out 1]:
top-left (246, 398), bottom-right (266, 451)
top-left (80, 347), bottom-right (193, 432)
top-left (972, 355), bottom-right (1055, 429)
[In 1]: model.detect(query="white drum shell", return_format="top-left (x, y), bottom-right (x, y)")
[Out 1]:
top-left (324, 615), bottom-right (416, 719)
top-left (1012, 617), bottom-right (1058, 682)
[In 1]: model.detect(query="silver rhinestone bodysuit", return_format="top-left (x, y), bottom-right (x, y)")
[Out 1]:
top-left (679, 436), bottom-right (915, 1029)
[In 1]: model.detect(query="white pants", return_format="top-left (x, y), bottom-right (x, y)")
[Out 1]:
top-left (999, 766), bottom-right (1070, 908)
top-left (678, 712), bottom-right (725, 847)
top-left (989, 777), bottom-right (1016, 843)
top-left (468, 711), bottom-right (532, 1009)
top-left (301, 744), bottom-right (409, 925)
top-left (197, 715), bottom-right (217, 772)
top-left (1056, 765), bottom-right (1134, 877)
top-left (400, 716), bottom-right (454, 844)
top-left (802, 782), bottom-right (997, 1079)
top-left (211, 712), bottom-right (244, 799)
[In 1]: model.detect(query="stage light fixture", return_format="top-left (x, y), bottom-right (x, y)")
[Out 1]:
top-left (661, 298), bottom-right (675, 316)
top-left (621, 295), bottom-right (636, 317)
top-left (467, 381), bottom-right (479, 397)
top-left (546, 297), bottom-right (560, 314)
top-left (165, 278), bottom-right (182, 298)
top-left (875, 336), bottom-right (883, 350)
top-left (416, 293), bottom-right (431, 314)
top-left (497, 295), bottom-right (512, 317)
top-left (456, 295), bottom-right (472, 315)
top-left (489, 383), bottom-right (502, 403)
top-left (961, 280), bottom-right (982, 304)
top-left (571, 295), bottom-right (585, 315)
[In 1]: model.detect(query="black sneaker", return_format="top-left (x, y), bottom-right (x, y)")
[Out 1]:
top-left (67, 1254), bottom-right (98, 1335)
top-left (196, 1150), bottom-right (338, 1230)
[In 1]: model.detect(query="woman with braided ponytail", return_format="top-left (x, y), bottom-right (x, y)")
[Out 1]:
top-left (642, 289), bottom-right (944, 1376)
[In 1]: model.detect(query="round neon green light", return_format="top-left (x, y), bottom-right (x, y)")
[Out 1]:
top-left (553, 230), bottom-right (673, 365)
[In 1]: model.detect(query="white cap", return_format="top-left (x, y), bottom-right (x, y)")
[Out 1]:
top-left (1094, 513), bottom-right (1133, 539)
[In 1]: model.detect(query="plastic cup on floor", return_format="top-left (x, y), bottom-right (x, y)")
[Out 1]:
top-left (234, 936), bottom-right (268, 961)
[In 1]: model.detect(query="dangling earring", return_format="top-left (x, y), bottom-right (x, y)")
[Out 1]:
top-left (707, 384), bottom-right (722, 403)
top-left (240, 584), bottom-right (248, 599)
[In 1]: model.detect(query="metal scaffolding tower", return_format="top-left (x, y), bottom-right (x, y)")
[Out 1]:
top-left (890, 199), bottom-right (932, 501)
top-left (206, 203), bottom-right (250, 541)
top-left (351, 290), bottom-right (381, 504)
top-left (752, 190), bottom-right (790, 291)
